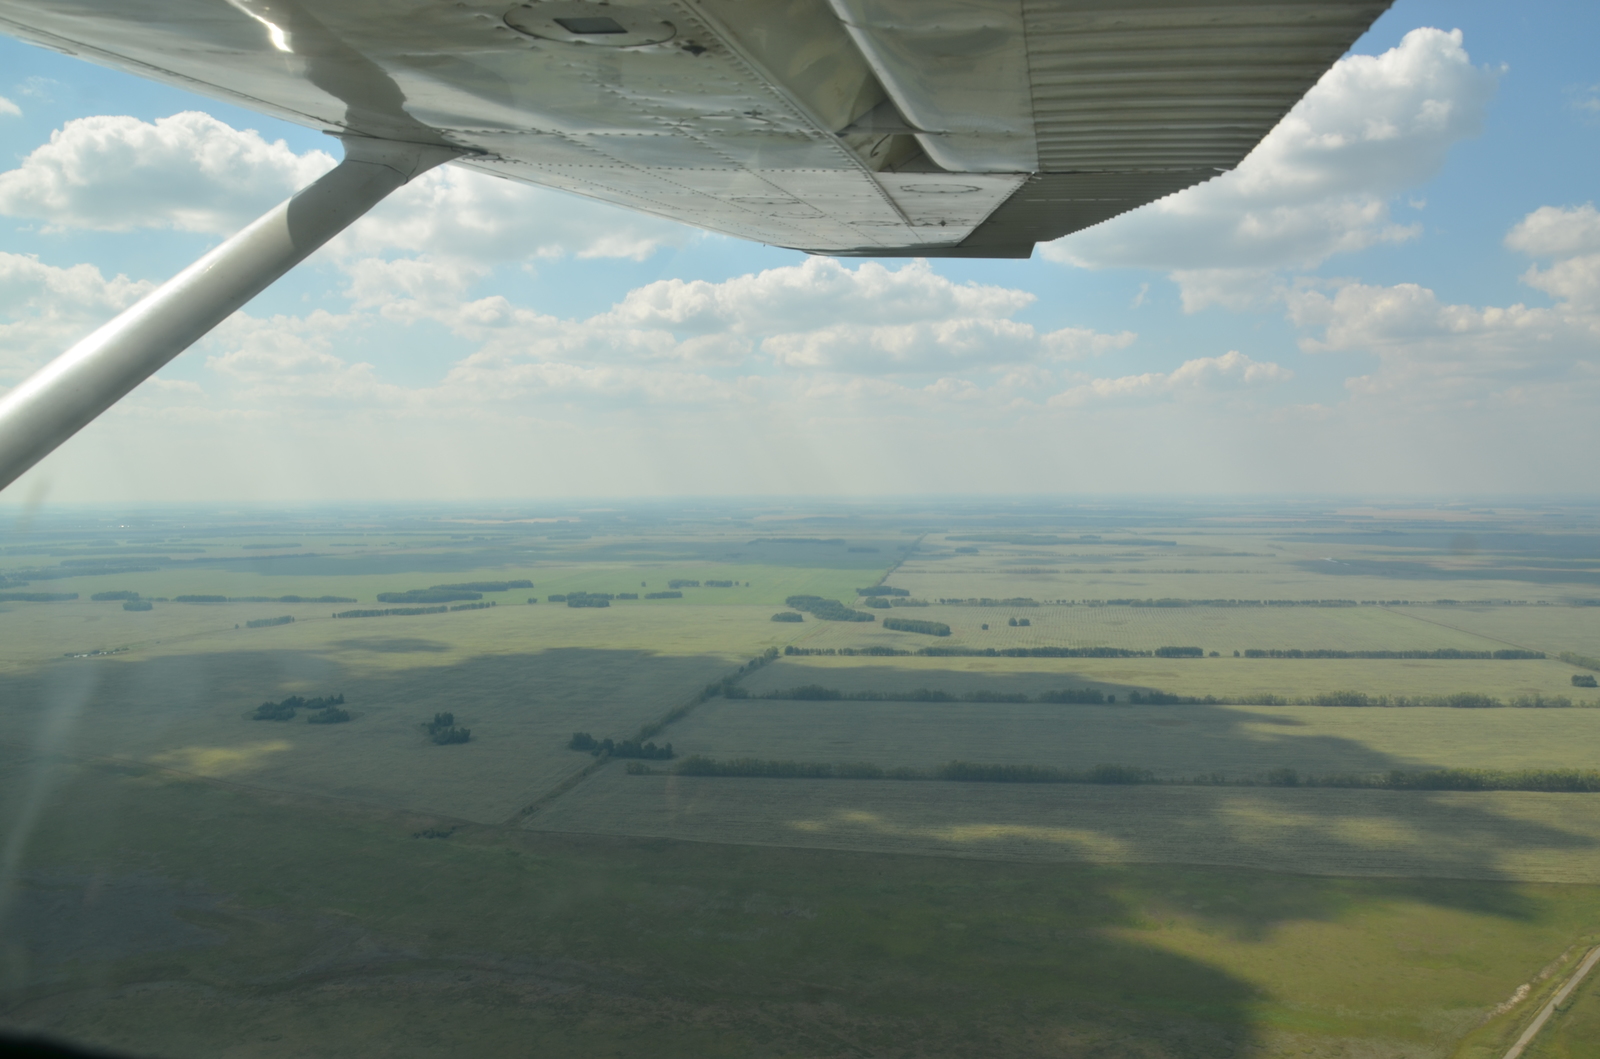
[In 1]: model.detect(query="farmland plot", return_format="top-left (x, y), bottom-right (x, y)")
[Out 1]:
top-left (530, 768), bottom-right (1600, 883)
top-left (665, 697), bottom-right (1600, 777)
top-left (741, 653), bottom-right (1595, 701)
top-left (0, 642), bottom-right (731, 822)
top-left (791, 601), bottom-right (1512, 654)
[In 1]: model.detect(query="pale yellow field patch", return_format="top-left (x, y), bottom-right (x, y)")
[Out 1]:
top-left (148, 739), bottom-right (293, 777)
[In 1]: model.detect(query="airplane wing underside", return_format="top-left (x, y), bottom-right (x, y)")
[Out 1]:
top-left (0, 0), bottom-right (1391, 257)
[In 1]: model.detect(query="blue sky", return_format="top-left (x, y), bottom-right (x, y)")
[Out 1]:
top-left (0, 1), bottom-right (1597, 502)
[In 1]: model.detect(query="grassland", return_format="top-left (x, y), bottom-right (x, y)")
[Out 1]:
top-left (655, 695), bottom-right (1600, 777)
top-left (740, 653), bottom-right (1600, 702)
top-left (4, 500), bottom-right (1600, 1056)
top-left (531, 767), bottom-right (1600, 884)
top-left (4, 749), bottom-right (1600, 1059)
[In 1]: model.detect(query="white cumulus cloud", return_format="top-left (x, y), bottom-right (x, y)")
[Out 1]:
top-left (0, 252), bottom-right (153, 383)
top-left (0, 96), bottom-right (20, 117)
top-left (336, 162), bottom-right (692, 264)
top-left (1045, 28), bottom-right (1501, 310)
top-left (1049, 351), bottom-right (1291, 407)
top-left (0, 111), bottom-right (335, 233)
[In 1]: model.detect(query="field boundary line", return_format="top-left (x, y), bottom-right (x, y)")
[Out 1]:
top-left (1383, 607), bottom-right (1546, 655)
top-left (505, 755), bottom-right (613, 826)
top-left (1502, 943), bottom-right (1600, 1059)
top-left (872, 534), bottom-right (923, 589)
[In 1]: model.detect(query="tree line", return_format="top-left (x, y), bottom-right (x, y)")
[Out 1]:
top-left (784, 645), bottom-right (1149, 658)
top-left (1242, 648), bottom-right (1544, 659)
top-left (378, 581), bottom-right (533, 605)
top-left (749, 683), bottom-right (1589, 709)
top-left (758, 685), bottom-right (1107, 704)
top-left (657, 757), bottom-right (1600, 793)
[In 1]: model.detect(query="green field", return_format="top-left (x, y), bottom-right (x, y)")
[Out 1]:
top-left (658, 695), bottom-right (1600, 777)
top-left (5, 750), bottom-right (1600, 1059)
top-left (741, 653), bottom-right (1600, 702)
top-left (4, 500), bottom-right (1600, 1056)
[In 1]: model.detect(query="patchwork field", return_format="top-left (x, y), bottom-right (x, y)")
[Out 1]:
top-left (3, 750), bottom-right (1600, 1059)
top-left (741, 653), bottom-right (1600, 702)
top-left (4, 499), bottom-right (1600, 1058)
top-left (529, 768), bottom-right (1600, 883)
top-left (654, 696), bottom-right (1600, 777)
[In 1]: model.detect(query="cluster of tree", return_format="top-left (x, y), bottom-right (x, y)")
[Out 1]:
top-left (335, 606), bottom-right (449, 617)
top-left (424, 712), bottom-right (470, 744)
top-left (1241, 648), bottom-right (1544, 659)
top-left (307, 704), bottom-right (351, 724)
top-left (175, 595), bottom-right (228, 603)
top-left (91, 590), bottom-right (140, 601)
top-left (0, 592), bottom-right (79, 602)
top-left (784, 595), bottom-right (874, 622)
top-left (123, 600), bottom-right (153, 611)
top-left (568, 732), bottom-right (674, 759)
top-left (669, 579), bottom-right (700, 589)
top-left (616, 593), bottom-right (639, 600)
top-left (887, 598), bottom-right (930, 607)
top-left (937, 597), bottom-right (1040, 607)
top-left (1574, 674), bottom-right (1598, 687)
top-left (567, 596), bottom-right (610, 608)
top-left (450, 601), bottom-right (495, 611)
top-left (645, 591), bottom-right (682, 599)
top-left (771, 611), bottom-right (804, 622)
top-left (254, 693), bottom-right (345, 721)
top-left (1006, 617), bottom-right (1032, 627)
top-left (1561, 651), bottom-right (1600, 671)
top-left (705, 579), bottom-right (735, 588)
top-left (1154, 646), bottom-right (1203, 657)
top-left (858, 586), bottom-right (910, 597)
top-left (378, 588), bottom-right (482, 604)
top-left (863, 598), bottom-right (891, 609)
top-left (246, 615), bottom-right (294, 628)
top-left (433, 581), bottom-right (532, 592)
top-left (882, 617), bottom-right (951, 636)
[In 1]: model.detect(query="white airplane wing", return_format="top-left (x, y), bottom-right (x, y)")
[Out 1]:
top-left (0, 0), bottom-right (1391, 258)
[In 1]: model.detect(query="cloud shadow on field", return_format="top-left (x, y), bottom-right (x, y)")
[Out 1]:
top-left (2, 641), bottom-right (1593, 1055)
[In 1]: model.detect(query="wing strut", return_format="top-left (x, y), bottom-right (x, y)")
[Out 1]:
top-left (0, 136), bottom-right (462, 492)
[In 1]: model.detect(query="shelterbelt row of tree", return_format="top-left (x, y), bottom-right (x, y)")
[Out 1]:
top-left (782, 645), bottom-right (1553, 660)
top-left (648, 757), bottom-right (1600, 792)
top-left (749, 685), bottom-right (1593, 708)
